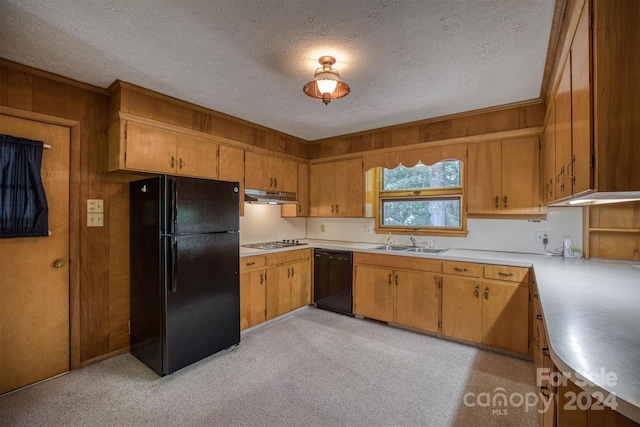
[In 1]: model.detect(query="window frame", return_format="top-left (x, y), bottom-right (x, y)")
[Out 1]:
top-left (372, 162), bottom-right (468, 237)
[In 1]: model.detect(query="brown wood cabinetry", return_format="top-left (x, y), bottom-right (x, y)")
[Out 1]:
top-left (282, 163), bottom-right (309, 217)
top-left (109, 120), bottom-right (218, 178)
top-left (441, 261), bottom-right (529, 354)
top-left (218, 145), bottom-right (245, 216)
top-left (239, 255), bottom-right (267, 330)
top-left (310, 158), bottom-right (364, 217)
top-left (467, 136), bottom-right (542, 216)
top-left (544, 0), bottom-right (640, 204)
top-left (353, 253), bottom-right (440, 333)
top-left (543, 102), bottom-right (557, 203)
top-left (245, 151), bottom-right (297, 193)
top-left (265, 249), bottom-right (311, 320)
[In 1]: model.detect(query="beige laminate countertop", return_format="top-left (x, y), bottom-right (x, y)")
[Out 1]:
top-left (240, 239), bottom-right (640, 422)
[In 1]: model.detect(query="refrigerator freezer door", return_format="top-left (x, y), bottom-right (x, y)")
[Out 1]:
top-left (163, 232), bottom-right (240, 374)
top-left (168, 176), bottom-right (240, 235)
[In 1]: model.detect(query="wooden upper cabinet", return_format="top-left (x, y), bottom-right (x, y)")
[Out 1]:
top-left (109, 120), bottom-right (218, 179)
top-left (570, 5), bottom-right (592, 195)
top-left (555, 58), bottom-right (573, 201)
top-left (245, 151), bottom-right (297, 193)
top-left (468, 136), bottom-right (541, 215)
top-left (310, 158), bottom-right (364, 217)
top-left (542, 102), bottom-right (557, 203)
top-left (282, 163), bottom-right (309, 217)
top-left (219, 145), bottom-right (245, 216)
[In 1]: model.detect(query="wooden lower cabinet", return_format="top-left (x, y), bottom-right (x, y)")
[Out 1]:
top-left (441, 261), bottom-right (530, 354)
top-left (353, 253), bottom-right (440, 334)
top-left (239, 256), bottom-right (267, 330)
top-left (265, 249), bottom-right (312, 321)
top-left (240, 249), bottom-right (311, 328)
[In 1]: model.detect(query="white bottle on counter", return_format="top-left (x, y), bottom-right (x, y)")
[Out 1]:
top-left (563, 238), bottom-right (572, 257)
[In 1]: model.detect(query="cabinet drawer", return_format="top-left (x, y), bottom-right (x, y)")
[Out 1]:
top-left (266, 248), bottom-right (311, 266)
top-left (484, 265), bottom-right (530, 283)
top-left (442, 261), bottom-right (483, 277)
top-left (354, 252), bottom-right (441, 273)
top-left (240, 255), bottom-right (265, 271)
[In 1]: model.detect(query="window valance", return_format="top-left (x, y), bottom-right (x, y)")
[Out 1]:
top-left (362, 143), bottom-right (467, 171)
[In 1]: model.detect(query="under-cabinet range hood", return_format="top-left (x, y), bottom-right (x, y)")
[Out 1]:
top-left (551, 191), bottom-right (640, 206)
top-left (244, 189), bottom-right (298, 205)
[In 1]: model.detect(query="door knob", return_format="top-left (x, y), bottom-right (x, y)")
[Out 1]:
top-left (53, 259), bottom-right (65, 268)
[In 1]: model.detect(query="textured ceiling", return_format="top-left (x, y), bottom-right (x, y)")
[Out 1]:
top-left (0, 0), bottom-right (555, 141)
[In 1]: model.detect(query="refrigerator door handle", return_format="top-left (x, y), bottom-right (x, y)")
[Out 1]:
top-left (170, 237), bottom-right (178, 293)
top-left (170, 178), bottom-right (178, 234)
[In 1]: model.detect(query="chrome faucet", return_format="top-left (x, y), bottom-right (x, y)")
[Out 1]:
top-left (409, 234), bottom-right (418, 247)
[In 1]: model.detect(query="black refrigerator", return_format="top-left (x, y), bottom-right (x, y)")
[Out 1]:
top-left (129, 175), bottom-right (240, 376)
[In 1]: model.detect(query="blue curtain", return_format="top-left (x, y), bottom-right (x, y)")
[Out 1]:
top-left (0, 134), bottom-right (49, 238)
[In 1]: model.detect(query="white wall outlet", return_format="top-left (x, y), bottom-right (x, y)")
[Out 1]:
top-left (535, 231), bottom-right (549, 243)
top-left (320, 224), bottom-right (325, 232)
top-left (363, 226), bottom-right (373, 235)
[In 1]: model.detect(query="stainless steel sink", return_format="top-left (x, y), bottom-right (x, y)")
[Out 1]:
top-left (404, 247), bottom-right (448, 254)
top-left (370, 245), bottom-right (412, 251)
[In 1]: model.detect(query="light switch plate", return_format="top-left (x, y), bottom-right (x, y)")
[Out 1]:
top-left (87, 199), bottom-right (104, 213)
top-left (87, 213), bottom-right (104, 227)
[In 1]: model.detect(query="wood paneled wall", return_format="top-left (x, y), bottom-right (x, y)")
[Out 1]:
top-left (0, 59), bottom-right (141, 367)
top-left (110, 81), bottom-right (309, 158)
top-left (308, 101), bottom-right (545, 159)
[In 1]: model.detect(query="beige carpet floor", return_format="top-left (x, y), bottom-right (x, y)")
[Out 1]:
top-left (1, 307), bottom-right (538, 426)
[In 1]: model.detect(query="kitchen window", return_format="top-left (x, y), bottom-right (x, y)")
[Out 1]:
top-left (373, 160), bottom-right (467, 236)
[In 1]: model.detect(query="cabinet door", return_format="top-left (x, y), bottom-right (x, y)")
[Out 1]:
top-left (501, 136), bottom-right (540, 214)
top-left (240, 269), bottom-right (266, 330)
top-left (177, 135), bottom-right (217, 179)
top-left (309, 162), bottom-right (334, 216)
top-left (219, 145), bottom-right (245, 216)
top-left (543, 103), bottom-right (557, 203)
top-left (244, 151), bottom-right (271, 191)
top-left (481, 281), bottom-right (529, 354)
top-left (394, 270), bottom-right (439, 333)
top-left (467, 140), bottom-right (502, 214)
top-left (282, 163), bottom-right (309, 217)
top-left (333, 158), bottom-right (363, 217)
top-left (125, 122), bottom-right (176, 173)
top-left (353, 265), bottom-right (394, 323)
top-left (266, 265), bottom-right (291, 320)
top-left (289, 260), bottom-right (311, 310)
top-left (276, 158), bottom-right (298, 193)
top-left (555, 59), bottom-right (572, 200)
top-left (571, 4), bottom-right (593, 195)
top-left (441, 275), bottom-right (482, 342)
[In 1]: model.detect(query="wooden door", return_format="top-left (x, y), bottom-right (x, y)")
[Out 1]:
top-left (266, 265), bottom-right (291, 320)
top-left (239, 268), bottom-right (266, 330)
top-left (571, 4), bottom-right (593, 195)
top-left (394, 270), bottom-right (439, 333)
top-left (501, 136), bottom-right (540, 214)
top-left (177, 135), bottom-right (217, 179)
top-left (0, 115), bottom-right (70, 394)
top-left (289, 260), bottom-right (311, 310)
top-left (309, 162), bottom-right (334, 216)
top-left (441, 275), bottom-right (482, 342)
top-left (219, 145), bottom-right (245, 216)
top-left (543, 103), bottom-right (557, 203)
top-left (555, 59), bottom-right (572, 200)
top-left (353, 265), bottom-right (394, 323)
top-left (481, 281), bottom-right (529, 354)
top-left (467, 140), bottom-right (502, 214)
top-left (333, 158), bottom-right (363, 217)
top-left (125, 122), bottom-right (176, 174)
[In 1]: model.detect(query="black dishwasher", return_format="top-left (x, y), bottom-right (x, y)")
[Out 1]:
top-left (313, 248), bottom-right (353, 316)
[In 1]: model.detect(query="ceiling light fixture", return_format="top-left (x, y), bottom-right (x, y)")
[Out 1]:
top-left (303, 56), bottom-right (350, 105)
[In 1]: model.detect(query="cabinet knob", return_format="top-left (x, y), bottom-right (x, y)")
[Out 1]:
top-left (260, 274), bottom-right (263, 284)
top-left (171, 156), bottom-right (175, 168)
top-left (497, 272), bottom-right (513, 277)
top-left (179, 157), bottom-right (183, 169)
top-left (291, 267), bottom-right (294, 277)
top-left (474, 285), bottom-right (480, 298)
top-left (503, 196), bottom-right (508, 208)
top-left (454, 267), bottom-right (467, 272)
top-left (495, 196), bottom-right (499, 208)
top-left (484, 287), bottom-right (489, 300)
top-left (395, 275), bottom-right (398, 286)
top-left (274, 178), bottom-right (277, 188)
top-left (388, 273), bottom-right (392, 285)
top-left (270, 178), bottom-right (273, 187)
top-left (335, 204), bottom-right (339, 214)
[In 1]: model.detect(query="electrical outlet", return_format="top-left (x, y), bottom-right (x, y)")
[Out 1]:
top-left (363, 226), bottom-right (373, 235)
top-left (320, 224), bottom-right (325, 233)
top-left (536, 231), bottom-right (549, 243)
